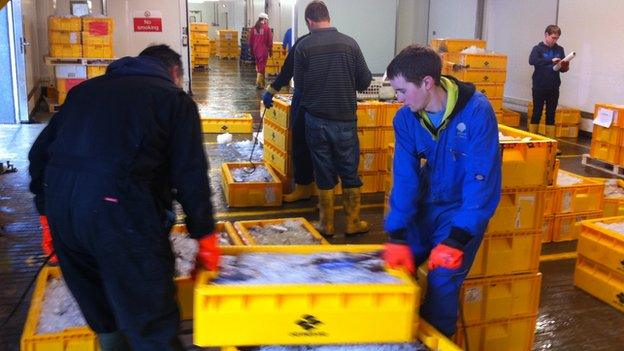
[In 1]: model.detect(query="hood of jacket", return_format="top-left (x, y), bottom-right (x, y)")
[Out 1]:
top-left (106, 55), bottom-right (173, 83)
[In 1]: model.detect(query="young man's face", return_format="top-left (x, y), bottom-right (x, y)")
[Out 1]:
top-left (389, 74), bottom-right (430, 112)
top-left (543, 32), bottom-right (560, 47)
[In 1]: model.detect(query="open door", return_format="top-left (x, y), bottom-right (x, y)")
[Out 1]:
top-left (0, 0), bottom-right (28, 123)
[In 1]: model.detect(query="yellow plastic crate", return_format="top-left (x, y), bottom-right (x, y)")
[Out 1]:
top-left (50, 44), bottom-right (82, 58)
top-left (360, 150), bottom-right (387, 172)
top-left (356, 101), bottom-right (384, 127)
top-left (468, 231), bottom-right (541, 278)
top-left (49, 31), bottom-right (81, 44)
top-left (475, 83), bottom-right (505, 99)
top-left (542, 215), bottom-right (554, 243)
top-left (592, 125), bottom-right (622, 145)
top-left (556, 124), bottom-right (579, 138)
top-left (58, 92), bottom-right (68, 105)
top-left (460, 273), bottom-right (541, 326)
top-left (82, 44), bottom-right (113, 58)
top-left (56, 78), bottom-right (87, 94)
top-left (221, 162), bottom-right (282, 207)
top-left (173, 221), bottom-right (241, 320)
top-left (430, 38), bottom-right (486, 53)
top-left (82, 17), bottom-right (113, 35)
top-left (578, 216), bottom-right (624, 276)
top-left (86, 65), bottom-right (107, 79)
top-left (263, 119), bottom-right (290, 153)
top-left (82, 31), bottom-right (113, 45)
top-left (529, 102), bottom-right (581, 125)
top-left (382, 102), bottom-right (403, 127)
top-left (486, 187), bottom-right (546, 234)
top-left (262, 95), bottom-right (291, 129)
top-left (499, 125), bottom-right (558, 188)
top-left (195, 51), bottom-right (211, 59)
top-left (190, 22), bottom-right (210, 32)
top-left (376, 127), bottom-right (395, 151)
top-left (217, 29), bottom-right (238, 41)
top-left (444, 64), bottom-right (507, 83)
top-left (21, 266), bottom-right (98, 351)
top-left (384, 172), bottom-right (393, 193)
top-left (590, 140), bottom-right (619, 164)
top-left (458, 52), bottom-right (508, 70)
top-left (201, 114), bottom-right (253, 133)
top-left (594, 103), bottom-right (624, 128)
top-left (591, 178), bottom-right (624, 217)
top-left (387, 143), bottom-right (395, 171)
top-left (552, 210), bottom-right (603, 242)
top-left (194, 44), bottom-right (211, 53)
top-left (193, 245), bottom-right (419, 347)
top-left (233, 218), bottom-right (329, 245)
top-left (48, 16), bottom-right (82, 31)
top-left (357, 128), bottom-right (378, 150)
top-left (553, 170), bottom-right (604, 214)
top-left (488, 97), bottom-right (503, 112)
top-left (455, 315), bottom-right (537, 351)
top-left (500, 108), bottom-right (520, 127)
top-left (263, 141), bottom-right (290, 177)
top-left (574, 255), bottom-right (624, 313)
top-left (221, 319), bottom-right (461, 351)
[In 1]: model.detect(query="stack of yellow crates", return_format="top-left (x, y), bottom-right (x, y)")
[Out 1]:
top-left (217, 30), bottom-right (240, 59)
top-left (209, 39), bottom-right (217, 56)
top-left (266, 42), bottom-right (286, 75)
top-left (590, 103), bottom-right (624, 165)
top-left (387, 125), bottom-right (558, 350)
top-left (81, 17), bottom-right (114, 58)
top-left (528, 102), bottom-right (582, 138)
top-left (261, 95), bottom-right (400, 195)
top-left (574, 216), bottom-right (624, 314)
top-left (190, 22), bottom-right (211, 69)
top-left (542, 169), bottom-right (604, 243)
top-left (48, 16), bottom-right (82, 58)
top-left (433, 38), bottom-right (514, 127)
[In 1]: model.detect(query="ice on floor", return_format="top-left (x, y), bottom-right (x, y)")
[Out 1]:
top-left (259, 342), bottom-right (429, 350)
top-left (170, 233), bottom-right (199, 277)
top-left (246, 219), bottom-right (321, 245)
top-left (604, 179), bottom-right (624, 198)
top-left (595, 221), bottom-right (624, 235)
top-left (38, 278), bottom-right (87, 334)
top-left (557, 172), bottom-right (583, 186)
top-left (232, 165), bottom-right (274, 182)
top-left (231, 139), bottom-right (263, 161)
top-left (213, 252), bottom-right (399, 285)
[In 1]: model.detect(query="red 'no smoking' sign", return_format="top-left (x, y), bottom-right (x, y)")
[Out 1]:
top-left (133, 10), bottom-right (163, 32)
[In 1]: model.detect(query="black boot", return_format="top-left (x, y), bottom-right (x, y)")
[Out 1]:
top-left (98, 330), bottom-right (132, 351)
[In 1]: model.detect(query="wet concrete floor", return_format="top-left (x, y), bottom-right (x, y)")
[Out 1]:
top-left (0, 57), bottom-right (623, 350)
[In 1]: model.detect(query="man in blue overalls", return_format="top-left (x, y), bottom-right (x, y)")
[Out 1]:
top-left (382, 45), bottom-right (502, 337)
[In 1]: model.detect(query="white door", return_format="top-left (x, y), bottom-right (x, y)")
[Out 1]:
top-left (0, 0), bottom-right (28, 123)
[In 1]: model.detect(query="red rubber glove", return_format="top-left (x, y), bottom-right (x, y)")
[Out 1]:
top-left (197, 233), bottom-right (220, 271)
top-left (428, 243), bottom-right (463, 270)
top-left (382, 243), bottom-right (415, 274)
top-left (40, 216), bottom-right (58, 264)
top-left (560, 60), bottom-right (570, 72)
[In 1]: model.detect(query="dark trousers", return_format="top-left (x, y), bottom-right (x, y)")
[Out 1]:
top-left (304, 113), bottom-right (362, 190)
top-left (290, 93), bottom-right (314, 185)
top-left (44, 166), bottom-right (183, 351)
top-left (531, 88), bottom-right (560, 125)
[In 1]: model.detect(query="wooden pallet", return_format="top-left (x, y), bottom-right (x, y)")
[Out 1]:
top-left (44, 56), bottom-right (116, 66)
top-left (581, 153), bottom-right (624, 178)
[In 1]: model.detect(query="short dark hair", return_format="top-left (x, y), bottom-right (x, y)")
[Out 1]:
top-left (545, 25), bottom-right (561, 36)
top-left (305, 1), bottom-right (330, 22)
top-left (139, 44), bottom-right (183, 76)
top-left (386, 44), bottom-right (442, 86)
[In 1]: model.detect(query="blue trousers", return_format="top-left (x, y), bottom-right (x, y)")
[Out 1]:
top-left (290, 92), bottom-right (314, 185)
top-left (531, 88), bottom-right (560, 125)
top-left (407, 203), bottom-right (483, 337)
top-left (304, 113), bottom-right (362, 190)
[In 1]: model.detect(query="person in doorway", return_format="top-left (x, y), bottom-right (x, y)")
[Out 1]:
top-left (262, 29), bottom-right (315, 203)
top-left (528, 24), bottom-right (569, 137)
top-left (382, 45), bottom-right (501, 337)
top-left (294, 1), bottom-right (372, 237)
top-left (282, 27), bottom-right (293, 51)
top-left (29, 45), bottom-right (219, 351)
top-left (249, 12), bottom-right (273, 89)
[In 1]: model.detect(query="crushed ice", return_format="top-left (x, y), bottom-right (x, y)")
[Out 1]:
top-left (232, 165), bottom-right (273, 182)
top-left (245, 219), bottom-right (321, 245)
top-left (38, 278), bottom-right (86, 334)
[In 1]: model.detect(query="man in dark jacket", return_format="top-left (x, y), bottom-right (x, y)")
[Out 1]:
top-left (29, 45), bottom-right (219, 351)
top-left (294, 1), bottom-right (372, 237)
top-left (262, 33), bottom-right (315, 203)
top-left (528, 24), bottom-right (569, 137)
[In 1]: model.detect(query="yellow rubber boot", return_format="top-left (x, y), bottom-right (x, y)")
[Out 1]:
top-left (544, 125), bottom-right (556, 138)
top-left (314, 189), bottom-right (334, 237)
top-left (528, 124), bottom-right (539, 134)
top-left (342, 187), bottom-right (370, 236)
top-left (283, 183), bottom-right (315, 202)
top-left (256, 73), bottom-right (264, 89)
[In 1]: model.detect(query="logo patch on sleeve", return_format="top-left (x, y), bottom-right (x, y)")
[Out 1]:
top-left (475, 174), bottom-right (485, 181)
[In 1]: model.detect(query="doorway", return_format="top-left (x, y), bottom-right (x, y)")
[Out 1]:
top-left (0, 0), bottom-right (28, 124)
